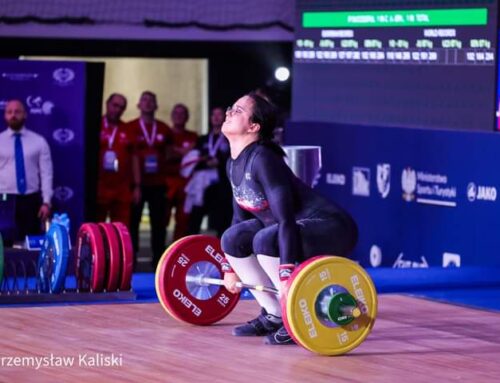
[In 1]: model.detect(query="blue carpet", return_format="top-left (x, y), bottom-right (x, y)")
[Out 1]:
top-left (368, 267), bottom-right (500, 312)
top-left (2, 267), bottom-right (500, 312)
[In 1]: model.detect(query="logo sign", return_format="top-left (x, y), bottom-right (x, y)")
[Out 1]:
top-left (467, 183), bottom-right (477, 202)
top-left (54, 186), bottom-right (74, 202)
top-left (326, 173), bottom-right (346, 186)
top-left (467, 182), bottom-right (497, 202)
top-left (393, 253), bottom-right (429, 268)
top-left (369, 245), bottom-right (382, 267)
top-left (52, 128), bottom-right (75, 144)
top-left (442, 252), bottom-right (461, 268)
top-left (53, 68), bottom-right (75, 86)
top-left (2, 72), bottom-right (38, 81)
top-left (26, 95), bottom-right (54, 115)
top-left (352, 167), bottom-right (370, 196)
top-left (376, 163), bottom-right (391, 198)
top-left (401, 167), bottom-right (416, 201)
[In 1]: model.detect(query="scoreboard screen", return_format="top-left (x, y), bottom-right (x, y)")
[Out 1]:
top-left (292, 0), bottom-right (499, 131)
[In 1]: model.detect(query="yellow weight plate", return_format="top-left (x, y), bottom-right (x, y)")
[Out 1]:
top-left (285, 256), bottom-right (377, 356)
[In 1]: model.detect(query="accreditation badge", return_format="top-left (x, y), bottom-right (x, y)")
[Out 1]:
top-left (144, 154), bottom-right (159, 174)
top-left (103, 150), bottom-right (119, 172)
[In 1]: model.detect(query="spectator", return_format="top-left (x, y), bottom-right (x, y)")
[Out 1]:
top-left (165, 103), bottom-right (198, 242)
top-left (129, 91), bottom-right (173, 267)
top-left (96, 93), bottom-right (140, 228)
top-left (185, 106), bottom-right (232, 237)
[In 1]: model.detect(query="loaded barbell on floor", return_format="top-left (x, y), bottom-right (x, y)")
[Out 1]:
top-left (155, 234), bottom-right (378, 356)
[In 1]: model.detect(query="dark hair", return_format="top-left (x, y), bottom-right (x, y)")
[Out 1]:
top-left (106, 93), bottom-right (127, 106)
top-left (246, 92), bottom-right (285, 157)
top-left (140, 90), bottom-right (157, 103)
top-left (172, 103), bottom-right (190, 120)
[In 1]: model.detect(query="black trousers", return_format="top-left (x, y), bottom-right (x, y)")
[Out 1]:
top-left (130, 185), bottom-right (167, 267)
top-left (1, 192), bottom-right (43, 244)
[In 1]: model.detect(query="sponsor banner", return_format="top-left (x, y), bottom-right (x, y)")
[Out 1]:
top-left (0, 59), bottom-right (86, 240)
top-left (402, 167), bottom-right (457, 207)
top-left (286, 121), bottom-right (500, 267)
top-left (352, 167), bottom-right (370, 197)
top-left (376, 163), bottom-right (391, 199)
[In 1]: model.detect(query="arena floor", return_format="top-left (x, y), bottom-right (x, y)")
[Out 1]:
top-left (0, 294), bottom-right (499, 382)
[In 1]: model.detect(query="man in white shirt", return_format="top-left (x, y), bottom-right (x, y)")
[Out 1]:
top-left (0, 99), bottom-right (53, 242)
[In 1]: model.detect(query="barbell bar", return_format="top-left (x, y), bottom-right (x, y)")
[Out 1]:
top-left (185, 274), bottom-right (361, 318)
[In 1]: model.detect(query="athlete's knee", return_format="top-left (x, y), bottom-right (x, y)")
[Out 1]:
top-left (253, 228), bottom-right (279, 257)
top-left (221, 225), bottom-right (252, 258)
top-left (221, 226), bottom-right (237, 255)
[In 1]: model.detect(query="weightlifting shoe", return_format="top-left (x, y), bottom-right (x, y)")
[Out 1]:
top-left (264, 325), bottom-right (296, 345)
top-left (232, 309), bottom-right (283, 336)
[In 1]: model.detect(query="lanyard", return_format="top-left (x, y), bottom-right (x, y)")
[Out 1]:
top-left (103, 117), bottom-right (118, 149)
top-left (140, 119), bottom-right (157, 147)
top-left (208, 132), bottom-right (224, 157)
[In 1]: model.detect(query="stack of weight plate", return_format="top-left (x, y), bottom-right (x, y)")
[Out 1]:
top-left (74, 222), bottom-right (134, 293)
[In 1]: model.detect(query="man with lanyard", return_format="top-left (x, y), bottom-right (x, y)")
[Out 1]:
top-left (96, 93), bottom-right (140, 230)
top-left (165, 103), bottom-right (198, 242)
top-left (0, 99), bottom-right (53, 244)
top-left (186, 106), bottom-right (232, 237)
top-left (129, 91), bottom-right (173, 267)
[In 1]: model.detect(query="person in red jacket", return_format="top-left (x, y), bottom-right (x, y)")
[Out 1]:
top-left (165, 103), bottom-right (198, 242)
top-left (96, 93), bottom-right (140, 228)
top-left (128, 91), bottom-right (173, 267)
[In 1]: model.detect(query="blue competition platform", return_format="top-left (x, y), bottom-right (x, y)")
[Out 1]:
top-left (1, 267), bottom-right (500, 312)
top-left (125, 267), bottom-right (500, 312)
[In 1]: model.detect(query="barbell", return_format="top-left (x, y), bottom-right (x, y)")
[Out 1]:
top-left (155, 234), bottom-right (378, 356)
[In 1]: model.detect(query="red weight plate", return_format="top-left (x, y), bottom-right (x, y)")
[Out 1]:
top-left (98, 223), bottom-right (122, 292)
top-left (75, 223), bottom-right (106, 293)
top-left (281, 255), bottom-right (329, 350)
top-left (111, 222), bottom-right (134, 291)
top-left (156, 236), bottom-right (196, 322)
top-left (156, 234), bottom-right (240, 325)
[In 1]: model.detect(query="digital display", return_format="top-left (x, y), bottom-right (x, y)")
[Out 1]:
top-left (292, 0), bottom-right (499, 131)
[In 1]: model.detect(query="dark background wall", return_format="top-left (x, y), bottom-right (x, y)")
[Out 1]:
top-left (0, 38), bottom-right (293, 116)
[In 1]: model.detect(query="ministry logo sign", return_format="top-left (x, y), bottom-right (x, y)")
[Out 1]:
top-left (401, 167), bottom-right (416, 201)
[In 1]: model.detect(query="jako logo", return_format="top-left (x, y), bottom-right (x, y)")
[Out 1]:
top-left (376, 163), bottom-right (391, 198)
top-left (467, 182), bottom-right (497, 202)
top-left (53, 128), bottom-right (75, 144)
top-left (352, 167), bottom-right (370, 197)
top-left (26, 95), bottom-right (54, 115)
top-left (54, 186), bottom-right (74, 202)
top-left (401, 167), bottom-right (416, 201)
top-left (467, 183), bottom-right (477, 201)
top-left (53, 68), bottom-right (75, 85)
